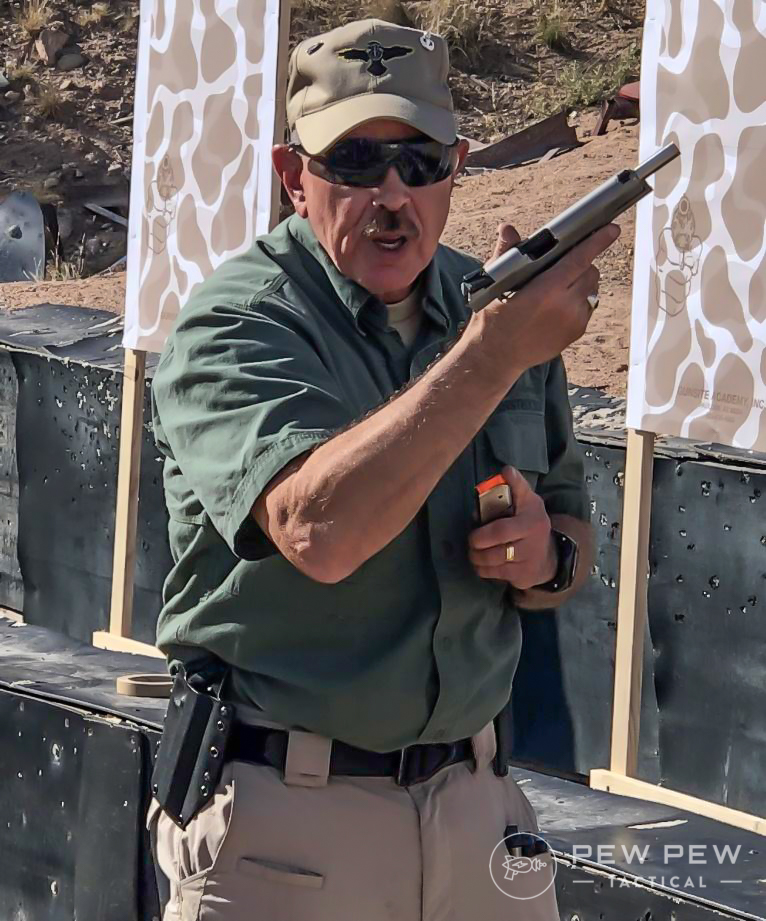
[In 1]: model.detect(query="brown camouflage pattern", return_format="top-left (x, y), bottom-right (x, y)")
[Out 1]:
top-left (630, 0), bottom-right (766, 449)
top-left (125, 0), bottom-right (280, 352)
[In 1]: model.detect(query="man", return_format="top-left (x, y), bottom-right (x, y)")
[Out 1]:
top-left (149, 18), bottom-right (618, 921)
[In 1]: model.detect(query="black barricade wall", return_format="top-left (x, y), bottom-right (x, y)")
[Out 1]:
top-left (512, 438), bottom-right (662, 783)
top-left (0, 351), bottom-right (24, 610)
top-left (648, 458), bottom-right (766, 813)
top-left (513, 431), bottom-right (766, 817)
top-left (0, 687), bottom-right (161, 921)
top-left (9, 350), bottom-right (172, 645)
top-left (1, 330), bottom-right (765, 820)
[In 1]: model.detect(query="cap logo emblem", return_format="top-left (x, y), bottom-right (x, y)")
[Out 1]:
top-left (420, 31), bottom-right (435, 51)
top-left (337, 41), bottom-right (413, 77)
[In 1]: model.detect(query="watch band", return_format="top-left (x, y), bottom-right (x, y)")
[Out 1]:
top-left (536, 529), bottom-right (578, 593)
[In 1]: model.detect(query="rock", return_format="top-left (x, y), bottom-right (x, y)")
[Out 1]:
top-left (57, 53), bottom-right (87, 73)
top-left (107, 162), bottom-right (122, 174)
top-left (74, 169), bottom-right (83, 179)
top-left (84, 152), bottom-right (98, 163)
top-left (95, 82), bottom-right (122, 101)
top-left (57, 209), bottom-right (74, 242)
top-left (35, 29), bottom-right (70, 66)
top-left (82, 228), bottom-right (127, 274)
top-left (43, 176), bottom-right (60, 189)
top-left (4, 91), bottom-right (22, 105)
top-left (0, 72), bottom-right (9, 90)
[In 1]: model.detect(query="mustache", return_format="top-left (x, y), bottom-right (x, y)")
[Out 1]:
top-left (361, 209), bottom-right (419, 239)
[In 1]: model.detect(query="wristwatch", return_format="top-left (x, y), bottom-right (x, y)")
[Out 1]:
top-left (536, 530), bottom-right (579, 593)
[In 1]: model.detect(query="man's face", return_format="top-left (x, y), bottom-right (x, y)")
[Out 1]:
top-left (275, 120), bottom-right (468, 303)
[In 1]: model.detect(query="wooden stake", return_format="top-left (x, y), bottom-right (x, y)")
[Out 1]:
top-left (107, 347), bottom-right (147, 641)
top-left (269, 0), bottom-right (292, 229)
top-left (590, 769), bottom-right (766, 837)
top-left (609, 428), bottom-right (655, 776)
top-left (92, 631), bottom-right (164, 658)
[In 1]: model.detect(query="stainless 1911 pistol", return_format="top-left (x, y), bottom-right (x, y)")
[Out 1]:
top-left (461, 143), bottom-right (681, 312)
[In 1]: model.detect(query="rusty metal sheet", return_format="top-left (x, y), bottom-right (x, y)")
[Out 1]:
top-left (464, 110), bottom-right (580, 171)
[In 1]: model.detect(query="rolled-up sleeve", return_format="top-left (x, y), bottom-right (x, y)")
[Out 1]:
top-left (537, 357), bottom-right (589, 520)
top-left (152, 296), bottom-right (353, 559)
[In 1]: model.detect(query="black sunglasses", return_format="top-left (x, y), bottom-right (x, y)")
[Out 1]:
top-left (294, 137), bottom-right (458, 188)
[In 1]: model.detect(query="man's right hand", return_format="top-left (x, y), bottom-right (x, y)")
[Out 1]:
top-left (477, 222), bottom-right (621, 376)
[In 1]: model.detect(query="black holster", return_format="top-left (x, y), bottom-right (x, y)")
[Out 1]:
top-left (493, 697), bottom-right (513, 777)
top-left (151, 666), bottom-right (235, 829)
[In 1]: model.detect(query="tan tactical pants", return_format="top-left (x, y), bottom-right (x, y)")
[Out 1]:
top-left (148, 723), bottom-right (559, 921)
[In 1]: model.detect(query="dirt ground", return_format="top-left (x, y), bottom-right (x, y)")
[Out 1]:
top-left (0, 271), bottom-right (126, 313)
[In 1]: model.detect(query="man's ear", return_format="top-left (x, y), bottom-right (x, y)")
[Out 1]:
top-left (451, 138), bottom-right (470, 183)
top-left (272, 145), bottom-right (308, 217)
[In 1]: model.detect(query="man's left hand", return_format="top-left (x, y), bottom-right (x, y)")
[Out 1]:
top-left (468, 466), bottom-right (556, 590)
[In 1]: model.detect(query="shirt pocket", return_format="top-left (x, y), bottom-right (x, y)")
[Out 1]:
top-left (477, 409), bottom-right (549, 492)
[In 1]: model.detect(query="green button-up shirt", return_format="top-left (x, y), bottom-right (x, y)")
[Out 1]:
top-left (152, 213), bottom-right (587, 752)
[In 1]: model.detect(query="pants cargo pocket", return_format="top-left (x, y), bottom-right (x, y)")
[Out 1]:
top-left (155, 763), bottom-right (237, 921)
top-left (238, 857), bottom-right (325, 889)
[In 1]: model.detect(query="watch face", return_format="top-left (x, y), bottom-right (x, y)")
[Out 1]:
top-left (547, 530), bottom-right (578, 593)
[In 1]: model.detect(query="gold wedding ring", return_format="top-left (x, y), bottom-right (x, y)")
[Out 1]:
top-left (587, 294), bottom-right (600, 311)
top-left (505, 543), bottom-right (516, 563)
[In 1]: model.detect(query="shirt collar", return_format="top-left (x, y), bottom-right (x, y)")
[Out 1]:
top-left (287, 214), bottom-right (373, 322)
top-left (287, 213), bottom-right (451, 333)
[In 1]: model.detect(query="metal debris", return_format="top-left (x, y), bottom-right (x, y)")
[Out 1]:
top-left (0, 191), bottom-right (45, 282)
top-left (464, 110), bottom-right (580, 172)
top-left (595, 81), bottom-right (640, 136)
top-left (85, 202), bottom-right (128, 228)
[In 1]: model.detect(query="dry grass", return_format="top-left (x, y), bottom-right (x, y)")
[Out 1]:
top-left (534, 2), bottom-right (571, 51)
top-left (16, 0), bottom-right (51, 36)
top-left (410, 0), bottom-right (492, 67)
top-left (363, 0), bottom-right (413, 26)
top-left (289, 0), bottom-right (493, 66)
top-left (528, 41), bottom-right (640, 117)
top-left (35, 81), bottom-right (65, 118)
top-left (116, 7), bottom-right (140, 33)
top-left (7, 62), bottom-right (37, 86)
top-left (46, 253), bottom-right (83, 281)
top-left (74, 1), bottom-right (110, 27)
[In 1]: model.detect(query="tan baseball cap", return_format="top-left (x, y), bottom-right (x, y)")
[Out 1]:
top-left (286, 19), bottom-right (456, 155)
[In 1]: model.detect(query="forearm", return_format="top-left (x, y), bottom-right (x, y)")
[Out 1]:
top-left (512, 513), bottom-right (593, 610)
top-left (256, 309), bottom-right (520, 582)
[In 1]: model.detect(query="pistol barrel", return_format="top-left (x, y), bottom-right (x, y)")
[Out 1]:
top-left (634, 143), bottom-right (680, 182)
